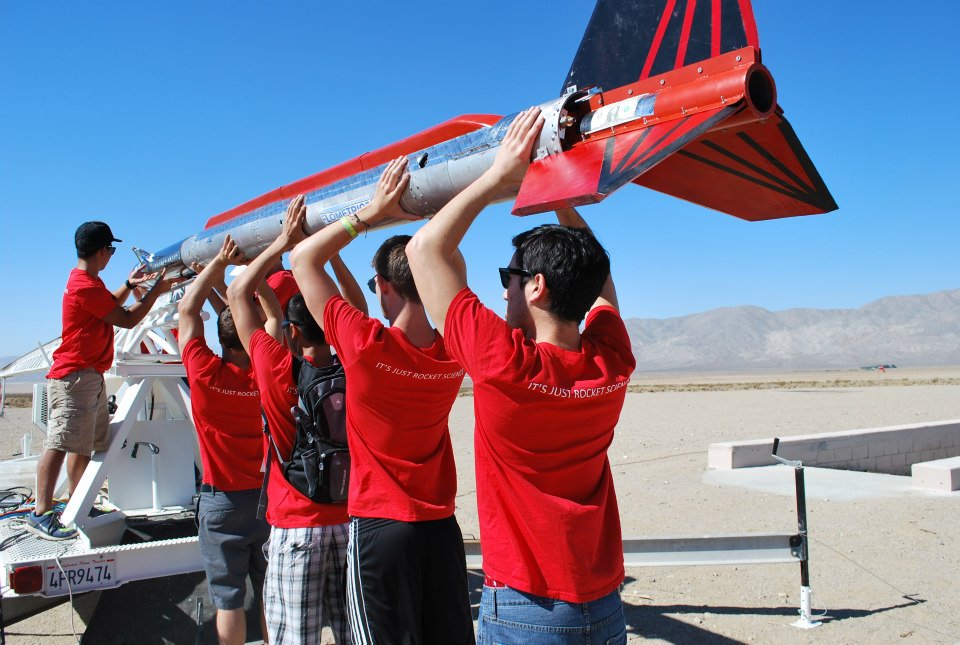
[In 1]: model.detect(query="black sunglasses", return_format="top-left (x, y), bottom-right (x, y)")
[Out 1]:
top-left (281, 319), bottom-right (301, 330)
top-left (367, 276), bottom-right (377, 294)
top-left (106, 245), bottom-right (117, 255)
top-left (498, 267), bottom-right (532, 289)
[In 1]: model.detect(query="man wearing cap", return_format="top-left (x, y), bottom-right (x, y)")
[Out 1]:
top-left (26, 222), bottom-right (172, 540)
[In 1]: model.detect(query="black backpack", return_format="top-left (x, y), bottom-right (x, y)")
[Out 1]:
top-left (263, 356), bottom-right (351, 505)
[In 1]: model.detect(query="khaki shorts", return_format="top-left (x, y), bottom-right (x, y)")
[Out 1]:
top-left (45, 370), bottom-right (111, 454)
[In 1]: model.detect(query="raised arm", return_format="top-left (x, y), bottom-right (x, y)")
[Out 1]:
top-left (227, 195), bottom-right (307, 352)
top-left (208, 266), bottom-right (230, 316)
top-left (257, 278), bottom-right (284, 341)
top-left (111, 265), bottom-right (154, 303)
top-left (554, 207), bottom-right (619, 312)
top-left (101, 268), bottom-right (173, 329)
top-left (330, 254), bottom-right (368, 316)
top-left (291, 157), bottom-right (414, 329)
top-left (177, 236), bottom-right (240, 350)
top-left (407, 107), bottom-right (544, 334)
top-left (184, 260), bottom-right (229, 317)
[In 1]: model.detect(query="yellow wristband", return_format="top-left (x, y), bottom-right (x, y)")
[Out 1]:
top-left (340, 216), bottom-right (358, 239)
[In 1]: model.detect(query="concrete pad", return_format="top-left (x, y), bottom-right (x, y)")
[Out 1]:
top-left (912, 456), bottom-right (960, 492)
top-left (702, 464), bottom-right (958, 501)
top-left (0, 457), bottom-right (39, 490)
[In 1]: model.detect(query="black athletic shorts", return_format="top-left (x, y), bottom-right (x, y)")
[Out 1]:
top-left (347, 515), bottom-right (475, 644)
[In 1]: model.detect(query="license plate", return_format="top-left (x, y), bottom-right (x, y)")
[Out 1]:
top-left (44, 555), bottom-right (117, 595)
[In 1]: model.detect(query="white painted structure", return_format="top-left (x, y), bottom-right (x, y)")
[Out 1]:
top-left (1, 289), bottom-right (205, 607)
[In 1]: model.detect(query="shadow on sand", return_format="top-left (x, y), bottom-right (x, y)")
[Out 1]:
top-left (621, 596), bottom-right (923, 644)
top-left (72, 567), bottom-right (922, 644)
top-left (467, 571), bottom-right (924, 645)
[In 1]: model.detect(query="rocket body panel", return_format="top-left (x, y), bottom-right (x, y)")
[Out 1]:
top-left (201, 114), bottom-right (503, 232)
top-left (139, 0), bottom-right (834, 276)
top-left (144, 113), bottom-right (523, 274)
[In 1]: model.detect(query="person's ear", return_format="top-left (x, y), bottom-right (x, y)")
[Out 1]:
top-left (527, 273), bottom-right (549, 304)
top-left (285, 324), bottom-right (302, 351)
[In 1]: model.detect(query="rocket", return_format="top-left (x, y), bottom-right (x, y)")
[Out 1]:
top-left (139, 0), bottom-right (836, 275)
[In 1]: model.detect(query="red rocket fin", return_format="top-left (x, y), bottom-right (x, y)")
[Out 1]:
top-left (543, 0), bottom-right (834, 220)
top-left (513, 105), bottom-right (836, 219)
top-left (563, 0), bottom-right (759, 95)
top-left (513, 105), bottom-right (738, 215)
top-left (632, 110), bottom-right (837, 220)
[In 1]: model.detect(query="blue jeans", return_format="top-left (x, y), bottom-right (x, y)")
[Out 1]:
top-left (478, 586), bottom-right (627, 645)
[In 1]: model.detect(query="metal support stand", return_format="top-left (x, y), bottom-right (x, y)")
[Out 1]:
top-left (465, 438), bottom-right (826, 628)
top-left (60, 287), bottom-right (198, 528)
top-left (772, 437), bottom-right (822, 629)
top-left (1, 287), bottom-right (208, 603)
top-left (194, 597), bottom-right (204, 645)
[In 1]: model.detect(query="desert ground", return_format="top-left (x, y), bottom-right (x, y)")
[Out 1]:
top-left (0, 366), bottom-right (958, 644)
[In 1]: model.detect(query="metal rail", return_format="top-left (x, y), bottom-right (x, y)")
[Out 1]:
top-left (464, 438), bottom-right (821, 629)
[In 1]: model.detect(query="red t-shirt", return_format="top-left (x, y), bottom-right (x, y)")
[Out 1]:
top-left (323, 296), bottom-right (464, 521)
top-left (248, 329), bottom-right (348, 528)
top-left (182, 338), bottom-right (264, 491)
top-left (48, 269), bottom-right (118, 379)
top-left (444, 289), bottom-right (636, 603)
top-left (266, 270), bottom-right (300, 315)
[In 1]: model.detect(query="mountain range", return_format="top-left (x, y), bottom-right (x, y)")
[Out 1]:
top-left (624, 288), bottom-right (960, 372)
top-left (3, 289), bottom-right (959, 375)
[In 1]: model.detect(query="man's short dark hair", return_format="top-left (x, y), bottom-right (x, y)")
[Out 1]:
top-left (372, 235), bottom-right (421, 304)
top-left (217, 308), bottom-right (245, 352)
top-left (511, 224), bottom-right (610, 323)
top-left (285, 294), bottom-right (326, 345)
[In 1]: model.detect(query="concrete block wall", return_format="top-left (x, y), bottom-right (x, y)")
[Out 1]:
top-left (707, 420), bottom-right (960, 476)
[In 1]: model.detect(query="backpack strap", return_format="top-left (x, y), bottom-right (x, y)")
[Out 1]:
top-left (291, 354), bottom-right (303, 385)
top-left (256, 355), bottom-right (318, 519)
top-left (262, 410), bottom-right (288, 467)
top-left (257, 410), bottom-right (276, 520)
top-left (265, 355), bottom-right (309, 466)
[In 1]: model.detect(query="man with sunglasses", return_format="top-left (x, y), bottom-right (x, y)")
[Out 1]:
top-left (290, 157), bottom-right (473, 644)
top-left (407, 109), bottom-right (636, 643)
top-left (228, 201), bottom-right (367, 645)
top-left (28, 221), bottom-right (172, 540)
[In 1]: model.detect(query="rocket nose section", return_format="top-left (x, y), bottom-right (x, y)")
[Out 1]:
top-left (131, 246), bottom-right (155, 267)
top-left (137, 238), bottom-right (190, 275)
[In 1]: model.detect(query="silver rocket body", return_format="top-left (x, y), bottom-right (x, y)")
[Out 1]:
top-left (141, 94), bottom-right (577, 275)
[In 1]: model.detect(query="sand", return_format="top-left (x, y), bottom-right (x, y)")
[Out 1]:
top-left (1, 367), bottom-right (958, 644)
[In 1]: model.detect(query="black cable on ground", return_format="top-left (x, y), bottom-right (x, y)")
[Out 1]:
top-left (0, 488), bottom-right (32, 511)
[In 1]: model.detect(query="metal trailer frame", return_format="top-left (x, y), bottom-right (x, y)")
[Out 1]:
top-left (0, 289), bottom-right (206, 626)
top-left (0, 363), bottom-right (205, 622)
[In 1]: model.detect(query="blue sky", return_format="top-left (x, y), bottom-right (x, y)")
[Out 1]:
top-left (1, 1), bottom-right (957, 358)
